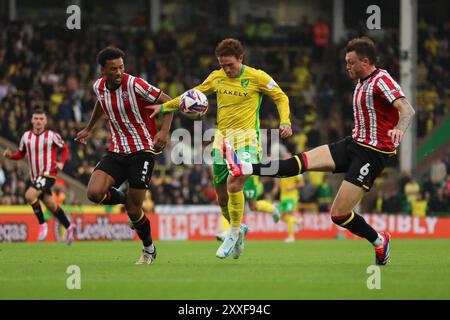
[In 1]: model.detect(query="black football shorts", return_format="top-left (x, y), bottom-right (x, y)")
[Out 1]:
top-left (328, 136), bottom-right (393, 191)
top-left (94, 151), bottom-right (155, 189)
top-left (27, 176), bottom-right (56, 199)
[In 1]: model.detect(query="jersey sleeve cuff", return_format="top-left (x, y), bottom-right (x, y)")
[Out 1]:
top-left (390, 96), bottom-right (405, 104)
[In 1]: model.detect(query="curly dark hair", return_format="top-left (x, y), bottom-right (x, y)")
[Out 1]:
top-left (97, 46), bottom-right (125, 67)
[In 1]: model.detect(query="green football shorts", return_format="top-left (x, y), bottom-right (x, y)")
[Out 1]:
top-left (279, 198), bottom-right (297, 214)
top-left (212, 146), bottom-right (260, 187)
top-left (243, 176), bottom-right (264, 201)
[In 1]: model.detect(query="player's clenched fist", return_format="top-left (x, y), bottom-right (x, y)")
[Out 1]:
top-left (279, 125), bottom-right (292, 139)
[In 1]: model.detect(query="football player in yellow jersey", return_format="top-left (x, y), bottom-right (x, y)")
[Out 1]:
top-left (272, 154), bottom-right (304, 242)
top-left (146, 38), bottom-right (292, 259)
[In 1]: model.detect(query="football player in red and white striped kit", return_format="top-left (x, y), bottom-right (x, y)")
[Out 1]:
top-left (3, 109), bottom-right (76, 244)
top-left (75, 47), bottom-right (173, 265)
top-left (224, 36), bottom-right (416, 265)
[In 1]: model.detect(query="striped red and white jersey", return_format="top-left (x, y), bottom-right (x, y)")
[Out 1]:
top-left (18, 130), bottom-right (65, 181)
top-left (93, 73), bottom-right (162, 154)
top-left (352, 68), bottom-right (405, 153)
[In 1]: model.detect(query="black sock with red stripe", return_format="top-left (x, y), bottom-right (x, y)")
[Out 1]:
top-left (31, 200), bottom-right (45, 224)
top-left (331, 211), bottom-right (379, 242)
top-left (252, 153), bottom-right (307, 177)
top-left (132, 214), bottom-right (153, 247)
top-left (53, 206), bottom-right (71, 229)
top-left (101, 188), bottom-right (126, 205)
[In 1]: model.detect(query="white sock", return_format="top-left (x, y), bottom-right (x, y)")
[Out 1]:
top-left (144, 244), bottom-right (154, 253)
top-left (372, 233), bottom-right (384, 248)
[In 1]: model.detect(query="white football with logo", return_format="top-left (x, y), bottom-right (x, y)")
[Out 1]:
top-left (179, 89), bottom-right (208, 119)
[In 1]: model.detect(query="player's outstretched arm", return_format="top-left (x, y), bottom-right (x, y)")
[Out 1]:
top-left (2, 147), bottom-right (25, 160)
top-left (147, 72), bottom-right (216, 119)
top-left (388, 98), bottom-right (416, 145)
top-left (146, 93), bottom-right (183, 118)
top-left (146, 104), bottom-right (162, 119)
top-left (2, 148), bottom-right (12, 158)
top-left (152, 92), bottom-right (174, 151)
top-left (75, 100), bottom-right (103, 144)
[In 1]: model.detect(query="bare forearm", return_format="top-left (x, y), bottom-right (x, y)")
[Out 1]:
top-left (394, 98), bottom-right (416, 132)
top-left (157, 92), bottom-right (173, 131)
top-left (160, 113), bottom-right (174, 132)
top-left (86, 101), bottom-right (103, 130)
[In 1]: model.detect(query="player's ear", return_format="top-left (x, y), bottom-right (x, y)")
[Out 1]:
top-left (238, 54), bottom-right (244, 63)
top-left (362, 56), bottom-right (370, 66)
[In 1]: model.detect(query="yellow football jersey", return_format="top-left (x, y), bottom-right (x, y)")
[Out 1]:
top-left (162, 65), bottom-right (290, 150)
top-left (280, 175), bottom-right (303, 202)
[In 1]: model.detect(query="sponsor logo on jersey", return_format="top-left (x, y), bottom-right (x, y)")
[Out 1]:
top-left (241, 79), bottom-right (250, 88)
top-left (217, 89), bottom-right (248, 97)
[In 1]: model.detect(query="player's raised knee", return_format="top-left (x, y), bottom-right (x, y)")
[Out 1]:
top-left (330, 206), bottom-right (347, 223)
top-left (24, 190), bottom-right (37, 204)
top-left (87, 189), bottom-right (105, 203)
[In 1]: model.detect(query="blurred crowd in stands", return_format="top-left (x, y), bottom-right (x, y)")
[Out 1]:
top-left (0, 17), bottom-right (448, 215)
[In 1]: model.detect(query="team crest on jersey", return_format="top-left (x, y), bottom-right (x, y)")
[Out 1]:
top-left (241, 79), bottom-right (250, 88)
top-left (217, 78), bottom-right (225, 83)
top-left (121, 92), bottom-right (129, 101)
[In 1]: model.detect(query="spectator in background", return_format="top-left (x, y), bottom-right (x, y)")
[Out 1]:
top-left (58, 76), bottom-right (84, 123)
top-left (309, 171), bottom-right (325, 188)
top-left (430, 157), bottom-right (447, 186)
top-left (313, 18), bottom-right (330, 62)
top-left (299, 175), bottom-right (316, 204)
top-left (0, 77), bottom-right (16, 101)
top-left (316, 175), bottom-right (333, 212)
top-left (142, 191), bottom-right (155, 213)
top-left (421, 174), bottom-right (435, 197)
top-left (404, 176), bottom-right (421, 204)
top-left (52, 185), bottom-right (66, 207)
top-left (411, 192), bottom-right (429, 217)
top-left (375, 190), bottom-right (384, 214)
top-left (428, 187), bottom-right (449, 216)
top-left (381, 190), bottom-right (403, 214)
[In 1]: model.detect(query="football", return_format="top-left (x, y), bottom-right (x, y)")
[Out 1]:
top-left (179, 89), bottom-right (208, 119)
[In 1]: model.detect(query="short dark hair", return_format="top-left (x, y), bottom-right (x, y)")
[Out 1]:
top-left (215, 38), bottom-right (244, 58)
top-left (97, 46), bottom-right (125, 67)
top-left (345, 36), bottom-right (377, 65)
top-left (32, 109), bottom-right (46, 116)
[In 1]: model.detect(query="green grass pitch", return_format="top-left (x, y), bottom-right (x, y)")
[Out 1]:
top-left (1, 239), bottom-right (450, 299)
